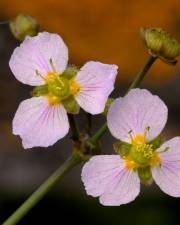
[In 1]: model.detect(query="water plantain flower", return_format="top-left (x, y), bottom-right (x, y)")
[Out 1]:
top-left (9, 32), bottom-right (118, 149)
top-left (82, 89), bottom-right (180, 206)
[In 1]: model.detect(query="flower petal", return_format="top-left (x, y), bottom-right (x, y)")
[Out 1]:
top-left (75, 61), bottom-right (118, 114)
top-left (9, 32), bottom-right (68, 86)
top-left (81, 155), bottom-right (140, 206)
top-left (152, 137), bottom-right (180, 197)
top-left (13, 96), bottom-right (69, 148)
top-left (107, 89), bottom-right (168, 143)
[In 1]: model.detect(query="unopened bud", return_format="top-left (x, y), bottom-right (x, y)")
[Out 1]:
top-left (10, 14), bottom-right (39, 41)
top-left (141, 27), bottom-right (180, 64)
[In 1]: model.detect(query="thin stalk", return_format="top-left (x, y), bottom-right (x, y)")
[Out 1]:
top-left (68, 114), bottom-right (80, 141)
top-left (127, 55), bottom-right (157, 91)
top-left (2, 154), bottom-right (82, 225)
top-left (90, 123), bottom-right (107, 144)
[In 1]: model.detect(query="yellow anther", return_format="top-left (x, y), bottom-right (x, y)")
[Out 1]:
top-left (70, 79), bottom-right (81, 96)
top-left (124, 159), bottom-right (138, 170)
top-left (131, 127), bottom-right (150, 145)
top-left (132, 134), bottom-right (146, 145)
top-left (45, 72), bottom-right (58, 82)
top-left (47, 93), bottom-right (61, 105)
top-left (151, 153), bottom-right (161, 167)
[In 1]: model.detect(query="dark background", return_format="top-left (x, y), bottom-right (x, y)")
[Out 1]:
top-left (0, 0), bottom-right (180, 224)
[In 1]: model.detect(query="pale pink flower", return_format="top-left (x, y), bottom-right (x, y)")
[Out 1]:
top-left (9, 32), bottom-right (118, 149)
top-left (82, 89), bottom-right (180, 206)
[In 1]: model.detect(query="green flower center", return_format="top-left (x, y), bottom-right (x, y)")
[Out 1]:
top-left (33, 63), bottom-right (81, 106)
top-left (116, 130), bottom-right (162, 184)
top-left (47, 73), bottom-right (70, 100)
top-left (32, 63), bottom-right (81, 114)
top-left (130, 142), bottom-right (154, 166)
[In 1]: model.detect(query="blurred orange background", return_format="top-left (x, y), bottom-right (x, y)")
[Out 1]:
top-left (1, 0), bottom-right (180, 85)
top-left (1, 1), bottom-right (180, 225)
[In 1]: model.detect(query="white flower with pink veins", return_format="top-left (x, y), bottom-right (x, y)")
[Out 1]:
top-left (82, 89), bottom-right (180, 206)
top-left (9, 32), bottom-right (118, 149)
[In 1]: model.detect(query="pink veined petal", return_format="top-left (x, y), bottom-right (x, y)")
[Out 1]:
top-left (9, 32), bottom-right (68, 86)
top-left (75, 61), bottom-right (118, 114)
top-left (13, 96), bottom-right (69, 149)
top-left (107, 89), bottom-right (168, 143)
top-left (152, 137), bottom-right (180, 197)
top-left (81, 155), bottom-right (140, 206)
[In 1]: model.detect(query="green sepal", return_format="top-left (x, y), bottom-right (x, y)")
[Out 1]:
top-left (138, 166), bottom-right (152, 184)
top-left (149, 135), bottom-right (163, 150)
top-left (31, 85), bottom-right (49, 97)
top-left (61, 66), bottom-right (78, 80)
top-left (113, 141), bottom-right (131, 157)
top-left (62, 96), bottom-right (80, 114)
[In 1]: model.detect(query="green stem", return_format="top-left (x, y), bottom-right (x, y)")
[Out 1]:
top-left (89, 123), bottom-right (107, 144)
top-left (89, 55), bottom-right (157, 144)
top-left (68, 114), bottom-right (80, 141)
top-left (2, 154), bottom-right (82, 225)
top-left (127, 55), bottom-right (157, 92)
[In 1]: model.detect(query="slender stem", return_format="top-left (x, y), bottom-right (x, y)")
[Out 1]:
top-left (89, 55), bottom-right (157, 144)
top-left (127, 55), bottom-right (157, 92)
top-left (2, 154), bottom-right (82, 225)
top-left (89, 123), bottom-right (107, 144)
top-left (68, 114), bottom-right (80, 141)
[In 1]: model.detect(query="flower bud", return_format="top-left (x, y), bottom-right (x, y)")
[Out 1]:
top-left (141, 27), bottom-right (180, 64)
top-left (10, 14), bottom-right (39, 41)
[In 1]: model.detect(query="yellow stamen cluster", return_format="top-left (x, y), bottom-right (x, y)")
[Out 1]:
top-left (123, 131), bottom-right (161, 171)
top-left (135, 143), bottom-right (153, 159)
top-left (38, 71), bottom-right (81, 106)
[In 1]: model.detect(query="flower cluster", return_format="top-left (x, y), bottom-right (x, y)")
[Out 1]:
top-left (82, 89), bottom-right (180, 206)
top-left (9, 30), bottom-right (180, 207)
top-left (9, 32), bottom-right (118, 148)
